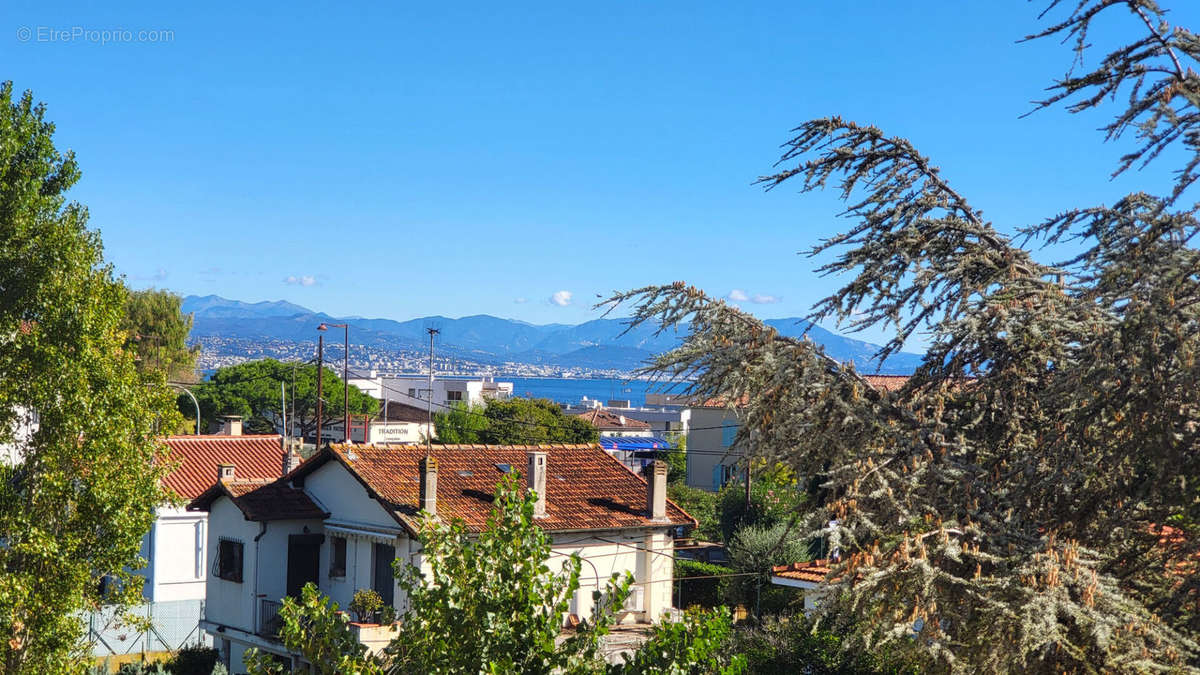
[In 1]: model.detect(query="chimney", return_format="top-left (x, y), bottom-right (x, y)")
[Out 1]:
top-left (419, 455), bottom-right (438, 516)
top-left (527, 451), bottom-right (547, 518)
top-left (220, 415), bottom-right (243, 436)
top-left (217, 463), bottom-right (235, 482)
top-left (282, 443), bottom-right (302, 476)
top-left (647, 460), bottom-right (667, 521)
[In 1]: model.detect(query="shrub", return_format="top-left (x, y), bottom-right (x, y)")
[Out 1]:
top-left (734, 614), bottom-right (920, 674)
top-left (675, 559), bottom-right (733, 609)
top-left (166, 644), bottom-right (219, 675)
top-left (349, 588), bottom-right (383, 623)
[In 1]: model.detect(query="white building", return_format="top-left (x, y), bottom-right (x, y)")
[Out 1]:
top-left (347, 373), bottom-right (513, 412)
top-left (323, 401), bottom-right (436, 445)
top-left (88, 426), bottom-right (298, 658)
top-left (0, 406), bottom-right (38, 465)
top-left (190, 443), bottom-right (694, 673)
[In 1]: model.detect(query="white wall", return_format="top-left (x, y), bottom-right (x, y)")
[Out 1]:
top-left (147, 506), bottom-right (207, 602)
top-left (547, 529), bottom-right (675, 623)
top-left (204, 498), bottom-right (262, 634)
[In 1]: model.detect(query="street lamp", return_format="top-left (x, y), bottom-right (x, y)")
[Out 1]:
top-left (318, 323), bottom-right (350, 443)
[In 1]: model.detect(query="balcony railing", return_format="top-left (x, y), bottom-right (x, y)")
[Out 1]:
top-left (258, 598), bottom-right (283, 638)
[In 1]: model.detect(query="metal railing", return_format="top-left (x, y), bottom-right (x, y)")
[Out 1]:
top-left (258, 598), bottom-right (283, 638)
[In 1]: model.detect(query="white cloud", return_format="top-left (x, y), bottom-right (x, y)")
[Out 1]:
top-left (284, 275), bottom-right (316, 287)
top-left (514, 297), bottom-right (528, 304)
top-left (727, 289), bottom-right (749, 302)
top-left (752, 293), bottom-right (781, 304)
top-left (550, 290), bottom-right (572, 307)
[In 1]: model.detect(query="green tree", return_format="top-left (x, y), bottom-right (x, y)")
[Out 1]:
top-left (608, 3), bottom-right (1200, 670)
top-left (434, 397), bottom-right (599, 445)
top-left (431, 402), bottom-right (488, 443)
top-left (246, 473), bottom-right (738, 675)
top-left (119, 288), bottom-right (199, 383)
top-left (723, 522), bottom-right (809, 614)
top-left (0, 83), bottom-right (175, 673)
top-left (191, 359), bottom-right (377, 437)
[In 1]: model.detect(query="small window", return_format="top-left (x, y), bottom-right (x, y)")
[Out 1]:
top-left (495, 463), bottom-right (512, 473)
top-left (447, 391), bottom-right (464, 401)
top-left (329, 537), bottom-right (347, 578)
top-left (216, 538), bottom-right (244, 583)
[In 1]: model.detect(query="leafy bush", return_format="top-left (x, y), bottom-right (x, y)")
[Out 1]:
top-left (716, 475), bottom-right (805, 544)
top-left (734, 615), bottom-right (920, 674)
top-left (608, 608), bottom-right (745, 674)
top-left (723, 522), bottom-right (809, 612)
top-left (349, 588), bottom-right (383, 623)
top-left (667, 484), bottom-right (720, 541)
top-left (675, 559), bottom-right (733, 609)
top-left (165, 644), bottom-right (219, 675)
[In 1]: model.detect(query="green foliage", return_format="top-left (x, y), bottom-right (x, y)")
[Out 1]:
top-left (431, 403), bottom-right (488, 444)
top-left (607, 2), bottom-right (1200, 669)
top-left (433, 397), bottom-right (599, 445)
top-left (246, 583), bottom-right (386, 675)
top-left (115, 662), bottom-right (170, 675)
top-left (674, 559), bottom-right (732, 610)
top-left (667, 484), bottom-right (720, 541)
top-left (607, 608), bottom-right (746, 675)
top-left (120, 288), bottom-right (199, 383)
top-left (386, 471), bottom-right (624, 674)
top-left (716, 474), bottom-right (804, 544)
top-left (191, 358), bottom-right (377, 437)
top-left (0, 82), bottom-right (175, 673)
top-left (723, 522), bottom-right (809, 613)
top-left (164, 644), bottom-right (219, 675)
top-left (734, 615), bottom-right (919, 675)
top-left (349, 588), bottom-right (383, 623)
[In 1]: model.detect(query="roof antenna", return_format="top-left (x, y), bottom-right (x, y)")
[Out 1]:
top-left (426, 327), bottom-right (439, 453)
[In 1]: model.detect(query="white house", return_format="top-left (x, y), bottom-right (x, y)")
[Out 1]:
top-left (189, 443), bottom-right (694, 673)
top-left (348, 373), bottom-right (513, 412)
top-left (323, 401), bottom-right (436, 445)
top-left (769, 560), bottom-right (833, 613)
top-left (86, 427), bottom-right (298, 658)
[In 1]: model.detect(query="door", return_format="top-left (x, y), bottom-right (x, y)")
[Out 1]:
top-left (286, 534), bottom-right (324, 598)
top-left (372, 543), bottom-right (396, 606)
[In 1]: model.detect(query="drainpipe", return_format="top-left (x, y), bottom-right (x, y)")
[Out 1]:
top-left (253, 522), bottom-right (268, 635)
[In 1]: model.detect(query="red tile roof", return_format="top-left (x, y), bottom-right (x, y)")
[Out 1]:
top-left (294, 443), bottom-right (695, 534)
top-left (575, 409), bottom-right (651, 430)
top-left (771, 560), bottom-right (834, 584)
top-left (162, 434), bottom-right (285, 499)
top-left (189, 478), bottom-right (328, 521)
top-left (380, 401), bottom-right (431, 423)
top-left (862, 375), bottom-right (910, 392)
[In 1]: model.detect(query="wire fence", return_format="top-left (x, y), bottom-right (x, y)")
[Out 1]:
top-left (86, 599), bottom-right (209, 658)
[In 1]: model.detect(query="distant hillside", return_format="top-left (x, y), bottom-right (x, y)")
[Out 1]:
top-left (183, 295), bottom-right (923, 374)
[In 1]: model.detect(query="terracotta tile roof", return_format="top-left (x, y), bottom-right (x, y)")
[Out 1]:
top-left (771, 559), bottom-right (834, 584)
top-left (575, 409), bottom-right (651, 430)
top-left (862, 375), bottom-right (910, 392)
top-left (188, 478), bottom-right (328, 522)
top-left (295, 443), bottom-right (695, 534)
top-left (162, 434), bottom-right (285, 499)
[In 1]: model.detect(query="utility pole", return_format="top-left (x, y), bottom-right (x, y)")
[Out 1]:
top-left (316, 333), bottom-right (324, 448)
top-left (426, 327), bottom-right (439, 450)
top-left (319, 323), bottom-right (350, 442)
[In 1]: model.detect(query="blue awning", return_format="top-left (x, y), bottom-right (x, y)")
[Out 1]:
top-left (599, 436), bottom-right (675, 454)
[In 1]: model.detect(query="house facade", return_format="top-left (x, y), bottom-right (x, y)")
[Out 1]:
top-left (685, 405), bottom-right (743, 492)
top-left (348, 373), bottom-right (513, 411)
top-left (190, 443), bottom-right (694, 674)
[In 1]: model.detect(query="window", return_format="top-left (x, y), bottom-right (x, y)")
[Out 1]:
top-left (721, 422), bottom-right (737, 448)
top-left (408, 388), bottom-right (416, 398)
top-left (329, 536), bottom-right (347, 578)
top-left (446, 391), bottom-right (464, 401)
top-left (216, 538), bottom-right (243, 583)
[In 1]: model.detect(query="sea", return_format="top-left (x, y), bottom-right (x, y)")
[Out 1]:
top-left (504, 377), bottom-right (691, 407)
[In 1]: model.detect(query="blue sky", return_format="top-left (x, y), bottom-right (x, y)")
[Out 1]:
top-left (4, 1), bottom-right (1196, 345)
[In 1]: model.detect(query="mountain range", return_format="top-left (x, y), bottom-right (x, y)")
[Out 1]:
top-left (182, 294), bottom-right (923, 374)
